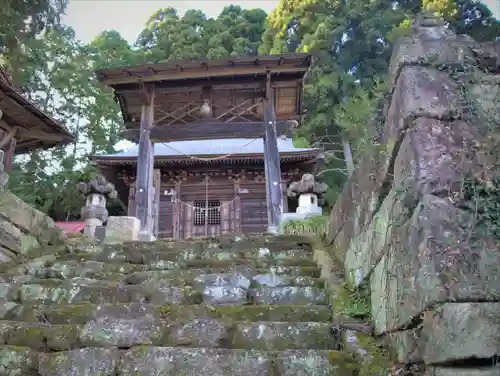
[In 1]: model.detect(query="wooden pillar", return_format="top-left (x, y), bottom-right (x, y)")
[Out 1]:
top-left (173, 181), bottom-right (181, 239)
top-left (152, 169), bottom-right (161, 237)
top-left (3, 137), bottom-right (16, 172)
top-left (262, 71), bottom-right (283, 234)
top-left (0, 127), bottom-right (17, 172)
top-left (134, 85), bottom-right (155, 238)
top-left (233, 178), bottom-right (241, 233)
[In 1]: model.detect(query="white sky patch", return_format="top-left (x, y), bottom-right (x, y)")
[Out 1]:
top-left (63, 0), bottom-right (280, 44)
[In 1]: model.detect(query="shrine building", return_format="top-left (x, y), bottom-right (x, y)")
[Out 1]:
top-left (92, 54), bottom-right (316, 239)
top-left (93, 137), bottom-right (319, 238)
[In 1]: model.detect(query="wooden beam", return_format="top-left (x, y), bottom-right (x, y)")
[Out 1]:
top-left (134, 84), bottom-right (155, 237)
top-left (115, 76), bottom-right (298, 95)
top-left (121, 120), bottom-right (297, 142)
top-left (263, 71), bottom-right (284, 233)
top-left (0, 126), bottom-right (17, 149)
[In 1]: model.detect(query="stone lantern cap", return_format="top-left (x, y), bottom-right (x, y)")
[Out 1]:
top-left (286, 173), bottom-right (328, 198)
top-left (77, 175), bottom-right (117, 199)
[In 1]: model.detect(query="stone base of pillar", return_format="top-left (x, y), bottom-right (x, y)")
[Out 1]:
top-left (105, 216), bottom-right (140, 243)
top-left (138, 231), bottom-right (156, 242)
top-left (266, 226), bottom-right (279, 235)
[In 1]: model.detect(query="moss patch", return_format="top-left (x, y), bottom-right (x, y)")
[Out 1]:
top-left (352, 332), bottom-right (392, 376)
top-left (327, 350), bottom-right (358, 375)
top-left (330, 282), bottom-right (371, 319)
top-left (158, 304), bottom-right (332, 322)
top-left (44, 304), bottom-right (97, 324)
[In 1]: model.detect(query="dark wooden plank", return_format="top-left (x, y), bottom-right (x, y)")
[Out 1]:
top-left (2, 136), bottom-right (15, 172)
top-left (120, 120), bottom-right (297, 142)
top-left (127, 187), bottom-right (136, 217)
top-left (134, 87), bottom-right (155, 236)
top-left (153, 169), bottom-right (161, 237)
top-left (263, 79), bottom-right (284, 233)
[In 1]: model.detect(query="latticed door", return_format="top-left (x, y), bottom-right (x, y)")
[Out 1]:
top-left (192, 200), bottom-right (221, 237)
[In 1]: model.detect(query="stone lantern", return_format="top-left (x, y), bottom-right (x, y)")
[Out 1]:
top-left (77, 175), bottom-right (117, 237)
top-left (285, 173), bottom-right (328, 217)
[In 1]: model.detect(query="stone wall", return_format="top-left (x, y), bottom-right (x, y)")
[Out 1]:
top-left (327, 14), bottom-right (500, 375)
top-left (0, 188), bottom-right (65, 262)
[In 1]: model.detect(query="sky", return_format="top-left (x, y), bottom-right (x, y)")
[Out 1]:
top-left (63, 1), bottom-right (280, 44)
top-left (62, 0), bottom-right (499, 44)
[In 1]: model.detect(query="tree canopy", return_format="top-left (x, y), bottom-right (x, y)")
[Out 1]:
top-left (1, 0), bottom-right (498, 216)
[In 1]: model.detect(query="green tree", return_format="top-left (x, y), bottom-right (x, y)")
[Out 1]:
top-left (136, 6), bottom-right (267, 63)
top-left (0, 0), bottom-right (68, 85)
top-left (259, 0), bottom-right (500, 206)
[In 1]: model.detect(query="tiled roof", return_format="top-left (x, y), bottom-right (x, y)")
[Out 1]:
top-left (95, 138), bottom-right (317, 159)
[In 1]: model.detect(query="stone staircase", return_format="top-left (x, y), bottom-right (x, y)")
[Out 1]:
top-left (0, 234), bottom-right (359, 375)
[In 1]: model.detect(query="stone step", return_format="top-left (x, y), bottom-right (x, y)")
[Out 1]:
top-left (61, 247), bottom-right (315, 268)
top-left (1, 261), bottom-right (321, 283)
top-left (100, 235), bottom-right (313, 254)
top-left (118, 347), bottom-right (354, 376)
top-left (0, 318), bottom-right (335, 350)
top-left (3, 279), bottom-right (327, 306)
top-left (231, 321), bottom-right (336, 350)
top-left (4, 303), bottom-right (332, 325)
top-left (1, 346), bottom-right (356, 376)
top-left (126, 266), bottom-right (322, 284)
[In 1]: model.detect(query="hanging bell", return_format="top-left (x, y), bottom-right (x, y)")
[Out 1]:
top-left (200, 100), bottom-right (212, 118)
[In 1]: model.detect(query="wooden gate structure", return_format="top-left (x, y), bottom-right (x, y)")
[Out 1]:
top-left (95, 54), bottom-right (313, 236)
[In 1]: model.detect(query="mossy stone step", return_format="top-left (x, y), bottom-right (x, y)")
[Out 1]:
top-left (59, 247), bottom-right (314, 266)
top-left (4, 278), bottom-right (326, 306)
top-left (119, 347), bottom-right (356, 376)
top-left (126, 266), bottom-right (322, 284)
top-left (0, 318), bottom-right (334, 350)
top-left (1, 261), bottom-right (321, 283)
top-left (4, 303), bottom-right (332, 325)
top-left (231, 321), bottom-right (336, 350)
top-left (53, 250), bottom-right (317, 269)
top-left (108, 234), bottom-right (313, 253)
top-left (5, 279), bottom-right (202, 305)
top-left (25, 346), bottom-right (356, 376)
top-left (250, 286), bottom-right (327, 305)
top-left (1, 273), bottom-right (325, 291)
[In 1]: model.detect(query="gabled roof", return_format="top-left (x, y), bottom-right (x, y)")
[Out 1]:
top-left (93, 137), bottom-right (319, 166)
top-left (95, 54), bottom-right (312, 87)
top-left (0, 68), bottom-right (75, 154)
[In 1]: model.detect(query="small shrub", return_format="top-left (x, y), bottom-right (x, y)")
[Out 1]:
top-left (282, 216), bottom-right (328, 239)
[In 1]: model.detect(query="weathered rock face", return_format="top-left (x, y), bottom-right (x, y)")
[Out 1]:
top-left (0, 234), bottom-right (364, 375)
top-left (328, 13), bottom-right (500, 376)
top-left (0, 189), bottom-right (65, 263)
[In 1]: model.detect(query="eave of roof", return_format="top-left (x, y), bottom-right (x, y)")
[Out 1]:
top-left (94, 152), bottom-right (318, 167)
top-left (95, 53), bottom-right (313, 88)
top-left (93, 137), bottom-right (320, 167)
top-left (0, 70), bottom-right (75, 153)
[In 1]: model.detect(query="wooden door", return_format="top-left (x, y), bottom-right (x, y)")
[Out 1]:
top-left (239, 181), bottom-right (267, 233)
top-left (158, 193), bottom-right (174, 239)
